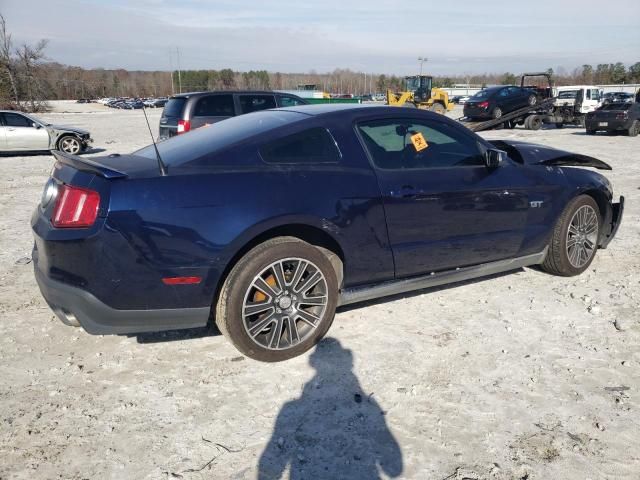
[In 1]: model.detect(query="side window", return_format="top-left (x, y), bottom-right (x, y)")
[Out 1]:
top-left (4, 113), bottom-right (32, 127)
top-left (239, 94), bottom-right (277, 114)
top-left (590, 89), bottom-right (600, 101)
top-left (357, 118), bottom-right (483, 170)
top-left (193, 95), bottom-right (234, 117)
top-left (260, 128), bottom-right (341, 164)
top-left (498, 88), bottom-right (510, 97)
top-left (278, 96), bottom-right (305, 107)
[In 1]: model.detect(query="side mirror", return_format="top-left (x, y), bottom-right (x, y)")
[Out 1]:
top-left (32, 122), bottom-right (41, 129)
top-left (485, 149), bottom-right (505, 169)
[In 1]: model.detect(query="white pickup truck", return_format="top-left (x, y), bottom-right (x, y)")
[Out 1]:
top-left (552, 86), bottom-right (603, 127)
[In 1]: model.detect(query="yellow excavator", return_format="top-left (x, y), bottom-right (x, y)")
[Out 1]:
top-left (386, 75), bottom-right (453, 114)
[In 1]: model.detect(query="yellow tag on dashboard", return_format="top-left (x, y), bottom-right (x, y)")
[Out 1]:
top-left (410, 132), bottom-right (428, 151)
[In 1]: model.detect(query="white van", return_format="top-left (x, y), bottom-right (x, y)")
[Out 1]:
top-left (555, 86), bottom-right (603, 114)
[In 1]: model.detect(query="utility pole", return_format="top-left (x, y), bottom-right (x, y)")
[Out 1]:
top-left (169, 50), bottom-right (175, 95)
top-left (176, 47), bottom-right (182, 94)
top-left (418, 56), bottom-right (428, 76)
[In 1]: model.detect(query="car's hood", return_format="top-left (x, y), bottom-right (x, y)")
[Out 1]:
top-left (47, 124), bottom-right (90, 136)
top-left (489, 139), bottom-right (612, 170)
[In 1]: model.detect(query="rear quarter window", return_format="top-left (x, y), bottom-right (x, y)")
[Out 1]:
top-left (260, 128), bottom-right (341, 164)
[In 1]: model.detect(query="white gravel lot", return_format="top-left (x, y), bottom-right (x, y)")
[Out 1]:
top-left (1, 101), bottom-right (639, 480)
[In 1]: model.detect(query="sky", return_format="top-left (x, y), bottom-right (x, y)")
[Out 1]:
top-left (2, 0), bottom-right (639, 75)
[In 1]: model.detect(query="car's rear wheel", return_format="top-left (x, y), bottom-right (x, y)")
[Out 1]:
top-left (628, 120), bottom-right (639, 137)
top-left (215, 237), bottom-right (338, 362)
top-left (541, 195), bottom-right (601, 276)
top-left (492, 107), bottom-right (502, 119)
top-left (57, 135), bottom-right (83, 154)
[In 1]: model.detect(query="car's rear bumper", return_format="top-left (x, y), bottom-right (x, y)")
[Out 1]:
top-left (585, 118), bottom-right (632, 131)
top-left (35, 268), bottom-right (210, 335)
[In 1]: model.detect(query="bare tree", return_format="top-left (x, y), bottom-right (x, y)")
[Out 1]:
top-left (17, 39), bottom-right (49, 110)
top-left (0, 14), bottom-right (20, 105)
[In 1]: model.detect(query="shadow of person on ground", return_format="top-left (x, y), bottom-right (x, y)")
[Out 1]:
top-left (257, 337), bottom-right (402, 480)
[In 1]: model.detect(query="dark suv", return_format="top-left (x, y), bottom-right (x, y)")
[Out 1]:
top-left (158, 91), bottom-right (308, 140)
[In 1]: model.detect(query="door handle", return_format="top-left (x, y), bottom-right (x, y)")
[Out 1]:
top-left (392, 185), bottom-right (420, 199)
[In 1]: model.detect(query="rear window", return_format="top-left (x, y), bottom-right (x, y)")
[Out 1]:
top-left (162, 98), bottom-right (186, 117)
top-left (470, 89), bottom-right (494, 100)
top-left (239, 94), bottom-right (276, 114)
top-left (193, 94), bottom-right (234, 117)
top-left (135, 110), bottom-right (307, 167)
top-left (260, 128), bottom-right (341, 164)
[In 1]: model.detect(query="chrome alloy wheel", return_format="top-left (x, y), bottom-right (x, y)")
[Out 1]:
top-left (242, 258), bottom-right (328, 351)
top-left (566, 205), bottom-right (598, 268)
top-left (60, 137), bottom-right (81, 154)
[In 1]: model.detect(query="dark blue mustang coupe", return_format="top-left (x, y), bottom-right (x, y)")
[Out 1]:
top-left (32, 105), bottom-right (624, 361)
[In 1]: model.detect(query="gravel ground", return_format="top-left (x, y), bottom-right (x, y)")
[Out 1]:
top-left (1, 101), bottom-right (639, 480)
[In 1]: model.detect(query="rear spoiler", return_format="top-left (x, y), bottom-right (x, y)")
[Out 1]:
top-left (52, 150), bottom-right (128, 179)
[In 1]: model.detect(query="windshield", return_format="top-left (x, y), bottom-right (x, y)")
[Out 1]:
top-left (22, 112), bottom-right (49, 126)
top-left (557, 90), bottom-right (578, 99)
top-left (135, 110), bottom-right (307, 167)
top-left (405, 77), bottom-right (420, 91)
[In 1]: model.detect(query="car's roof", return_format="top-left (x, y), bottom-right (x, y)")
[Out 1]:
top-left (171, 90), bottom-right (304, 99)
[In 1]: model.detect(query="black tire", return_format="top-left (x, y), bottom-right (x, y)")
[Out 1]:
top-left (555, 123), bottom-right (564, 129)
top-left (506, 120), bottom-right (517, 129)
top-left (215, 237), bottom-right (339, 362)
top-left (586, 129), bottom-right (596, 135)
top-left (492, 107), bottom-right (503, 119)
top-left (529, 116), bottom-right (543, 131)
top-left (430, 102), bottom-right (446, 114)
top-left (541, 195), bottom-right (601, 277)
top-left (57, 135), bottom-right (83, 154)
top-left (628, 120), bottom-right (639, 137)
top-left (527, 95), bottom-right (537, 106)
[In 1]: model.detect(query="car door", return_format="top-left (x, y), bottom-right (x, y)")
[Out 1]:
top-left (190, 94), bottom-right (235, 130)
top-left (356, 116), bottom-right (531, 278)
top-left (3, 112), bottom-right (50, 151)
top-left (495, 87), bottom-right (515, 113)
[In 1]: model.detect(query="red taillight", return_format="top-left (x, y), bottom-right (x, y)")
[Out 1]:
top-left (177, 119), bottom-right (191, 134)
top-left (478, 101), bottom-right (489, 108)
top-left (52, 184), bottom-right (100, 228)
top-left (615, 112), bottom-right (628, 120)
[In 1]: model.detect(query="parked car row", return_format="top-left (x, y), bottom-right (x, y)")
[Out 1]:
top-left (92, 97), bottom-right (168, 109)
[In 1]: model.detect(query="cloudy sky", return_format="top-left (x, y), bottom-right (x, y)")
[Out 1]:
top-left (3, 0), bottom-right (639, 75)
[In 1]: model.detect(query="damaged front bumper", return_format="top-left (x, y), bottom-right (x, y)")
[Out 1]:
top-left (600, 196), bottom-right (624, 249)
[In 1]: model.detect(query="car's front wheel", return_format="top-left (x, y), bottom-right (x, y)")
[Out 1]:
top-left (57, 135), bottom-right (83, 154)
top-left (215, 237), bottom-right (338, 362)
top-left (541, 195), bottom-right (601, 276)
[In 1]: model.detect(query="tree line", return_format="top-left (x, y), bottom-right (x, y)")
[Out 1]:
top-left (1, 14), bottom-right (639, 111)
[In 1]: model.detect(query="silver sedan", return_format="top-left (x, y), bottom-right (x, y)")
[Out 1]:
top-left (0, 111), bottom-right (92, 154)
